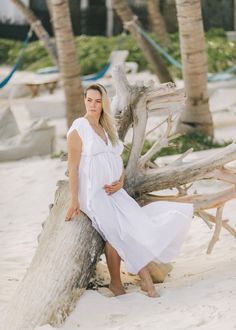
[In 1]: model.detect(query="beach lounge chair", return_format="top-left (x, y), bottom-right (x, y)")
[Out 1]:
top-left (22, 74), bottom-right (61, 98)
top-left (24, 76), bottom-right (59, 97)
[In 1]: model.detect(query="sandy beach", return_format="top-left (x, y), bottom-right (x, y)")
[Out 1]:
top-left (1, 72), bottom-right (236, 329)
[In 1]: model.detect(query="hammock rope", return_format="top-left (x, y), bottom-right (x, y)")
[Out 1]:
top-left (123, 17), bottom-right (236, 82)
top-left (0, 28), bottom-right (32, 89)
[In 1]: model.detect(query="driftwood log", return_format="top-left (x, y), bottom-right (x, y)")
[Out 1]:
top-left (3, 65), bottom-right (236, 329)
top-left (111, 66), bottom-right (236, 249)
top-left (2, 181), bottom-right (104, 330)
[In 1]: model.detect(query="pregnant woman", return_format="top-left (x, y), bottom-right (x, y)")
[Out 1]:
top-left (65, 83), bottom-right (193, 298)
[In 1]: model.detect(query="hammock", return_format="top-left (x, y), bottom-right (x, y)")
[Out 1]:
top-left (81, 62), bottom-right (111, 81)
top-left (137, 25), bottom-right (182, 70)
top-left (207, 64), bottom-right (236, 82)
top-left (37, 61), bottom-right (112, 81)
top-left (0, 28), bottom-right (32, 89)
top-left (136, 24), bottom-right (236, 83)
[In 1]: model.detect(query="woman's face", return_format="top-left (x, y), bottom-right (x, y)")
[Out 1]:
top-left (84, 89), bottom-right (103, 117)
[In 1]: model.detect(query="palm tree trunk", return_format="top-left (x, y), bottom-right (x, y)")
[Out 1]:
top-left (112, 0), bottom-right (173, 83)
top-left (10, 0), bottom-right (58, 66)
top-left (147, 0), bottom-right (170, 46)
top-left (50, 0), bottom-right (85, 127)
top-left (175, 0), bottom-right (213, 136)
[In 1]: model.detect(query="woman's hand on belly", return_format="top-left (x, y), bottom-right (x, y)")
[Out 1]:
top-left (103, 180), bottom-right (123, 195)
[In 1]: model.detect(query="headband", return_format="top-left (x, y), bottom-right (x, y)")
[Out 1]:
top-left (84, 83), bottom-right (107, 95)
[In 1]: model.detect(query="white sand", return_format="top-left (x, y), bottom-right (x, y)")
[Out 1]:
top-left (1, 73), bottom-right (236, 329)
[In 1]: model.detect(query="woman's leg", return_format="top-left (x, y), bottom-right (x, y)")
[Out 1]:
top-left (138, 266), bottom-right (159, 298)
top-left (104, 242), bottom-right (126, 296)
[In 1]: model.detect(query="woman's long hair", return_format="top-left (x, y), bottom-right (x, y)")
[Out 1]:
top-left (84, 83), bottom-right (118, 146)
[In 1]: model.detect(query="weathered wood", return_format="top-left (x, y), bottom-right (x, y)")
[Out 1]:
top-left (142, 187), bottom-right (236, 211)
top-left (138, 116), bottom-right (179, 168)
top-left (125, 143), bottom-right (236, 196)
top-left (195, 211), bottom-right (236, 237)
top-left (112, 65), bottom-right (236, 253)
top-left (112, 66), bottom-right (236, 196)
top-left (207, 205), bottom-right (224, 254)
top-left (2, 181), bottom-right (104, 330)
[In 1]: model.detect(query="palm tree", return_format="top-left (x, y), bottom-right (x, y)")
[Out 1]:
top-left (10, 0), bottom-right (58, 66)
top-left (50, 0), bottom-right (85, 127)
top-left (175, 0), bottom-right (213, 136)
top-left (147, 0), bottom-right (170, 46)
top-left (112, 0), bottom-right (173, 83)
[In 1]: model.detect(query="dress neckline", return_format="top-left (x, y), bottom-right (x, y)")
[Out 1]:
top-left (83, 117), bottom-right (109, 146)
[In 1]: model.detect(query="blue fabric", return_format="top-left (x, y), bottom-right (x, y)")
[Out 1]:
top-left (208, 64), bottom-right (236, 82)
top-left (137, 26), bottom-right (183, 69)
top-left (138, 26), bottom-right (236, 82)
top-left (81, 62), bottom-right (111, 81)
top-left (37, 62), bottom-right (111, 81)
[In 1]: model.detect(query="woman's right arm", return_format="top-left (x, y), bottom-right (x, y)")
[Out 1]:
top-left (65, 130), bottom-right (82, 221)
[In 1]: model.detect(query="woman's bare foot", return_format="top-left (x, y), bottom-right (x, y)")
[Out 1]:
top-left (109, 282), bottom-right (126, 296)
top-left (138, 265), bottom-right (160, 298)
top-left (140, 280), bottom-right (160, 298)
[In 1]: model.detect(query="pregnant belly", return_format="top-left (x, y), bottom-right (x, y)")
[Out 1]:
top-left (91, 153), bottom-right (123, 188)
top-left (78, 153), bottom-right (123, 212)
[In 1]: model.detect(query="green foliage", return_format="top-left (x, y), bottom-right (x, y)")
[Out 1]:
top-left (121, 132), bottom-right (231, 166)
top-left (0, 38), bottom-right (53, 69)
top-left (24, 55), bottom-right (53, 71)
top-left (205, 28), bottom-right (227, 39)
top-left (75, 35), bottom-right (113, 75)
top-left (75, 34), bottom-right (149, 75)
top-left (0, 28), bottom-right (235, 78)
top-left (0, 39), bottom-right (22, 65)
top-left (205, 29), bottom-right (236, 73)
top-left (20, 40), bottom-right (52, 70)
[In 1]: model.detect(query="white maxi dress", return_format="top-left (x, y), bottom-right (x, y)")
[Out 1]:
top-left (67, 117), bottom-right (193, 274)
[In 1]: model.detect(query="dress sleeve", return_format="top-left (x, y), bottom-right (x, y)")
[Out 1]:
top-left (67, 118), bottom-right (84, 140)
